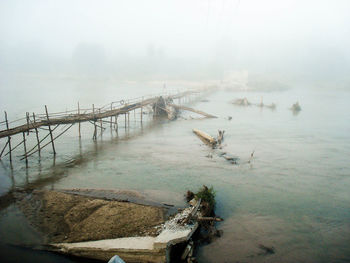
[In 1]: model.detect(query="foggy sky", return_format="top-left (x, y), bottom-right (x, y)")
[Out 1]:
top-left (0, 0), bottom-right (349, 80)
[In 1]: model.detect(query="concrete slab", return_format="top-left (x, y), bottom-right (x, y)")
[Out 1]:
top-left (154, 223), bottom-right (198, 249)
top-left (53, 236), bottom-right (156, 251)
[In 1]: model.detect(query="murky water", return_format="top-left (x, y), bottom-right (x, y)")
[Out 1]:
top-left (0, 75), bottom-right (350, 262)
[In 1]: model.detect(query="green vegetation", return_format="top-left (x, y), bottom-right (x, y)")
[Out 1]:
top-left (195, 185), bottom-right (216, 210)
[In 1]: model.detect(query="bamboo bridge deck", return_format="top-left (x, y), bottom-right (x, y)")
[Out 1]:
top-left (0, 90), bottom-right (201, 163)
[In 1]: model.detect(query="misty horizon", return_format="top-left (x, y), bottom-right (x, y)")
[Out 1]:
top-left (0, 0), bottom-right (349, 84)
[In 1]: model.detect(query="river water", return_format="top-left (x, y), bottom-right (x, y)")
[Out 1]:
top-left (0, 75), bottom-right (349, 262)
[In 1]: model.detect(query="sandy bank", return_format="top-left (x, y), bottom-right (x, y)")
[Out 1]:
top-left (16, 189), bottom-right (168, 243)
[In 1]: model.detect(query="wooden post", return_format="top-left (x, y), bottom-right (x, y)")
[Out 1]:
top-left (141, 97), bottom-right (143, 123)
top-left (32, 113), bottom-right (41, 155)
top-left (26, 112), bottom-right (30, 135)
top-left (45, 105), bottom-right (56, 155)
top-left (4, 111), bottom-right (12, 162)
top-left (99, 109), bottom-right (102, 135)
top-left (78, 102), bottom-right (81, 138)
top-left (110, 103), bottom-right (113, 129)
top-left (115, 114), bottom-right (118, 133)
top-left (128, 111), bottom-right (130, 127)
top-left (22, 132), bottom-right (28, 165)
top-left (124, 113), bottom-right (127, 129)
top-left (127, 100), bottom-right (130, 127)
top-left (93, 104), bottom-right (97, 140)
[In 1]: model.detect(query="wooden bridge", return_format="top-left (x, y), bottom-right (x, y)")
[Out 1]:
top-left (0, 89), bottom-right (203, 164)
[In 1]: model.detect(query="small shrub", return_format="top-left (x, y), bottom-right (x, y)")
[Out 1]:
top-left (195, 185), bottom-right (216, 211)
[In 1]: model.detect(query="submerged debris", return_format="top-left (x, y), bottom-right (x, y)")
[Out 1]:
top-left (231, 97), bottom-right (276, 110)
top-left (153, 96), bottom-right (168, 117)
top-left (265, 103), bottom-right (276, 109)
top-left (192, 129), bottom-right (242, 165)
top-left (222, 153), bottom-right (239, 164)
top-left (152, 98), bottom-right (216, 121)
top-left (231, 97), bottom-right (251, 106)
top-left (290, 102), bottom-right (301, 112)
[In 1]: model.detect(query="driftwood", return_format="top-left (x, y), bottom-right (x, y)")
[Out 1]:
top-left (193, 129), bottom-right (217, 145)
top-left (169, 104), bottom-right (217, 118)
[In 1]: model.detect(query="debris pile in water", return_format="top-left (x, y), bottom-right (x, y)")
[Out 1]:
top-left (231, 97), bottom-right (251, 106)
top-left (290, 101), bottom-right (301, 112)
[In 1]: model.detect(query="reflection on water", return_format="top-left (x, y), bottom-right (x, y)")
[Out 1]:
top-left (1, 87), bottom-right (350, 262)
